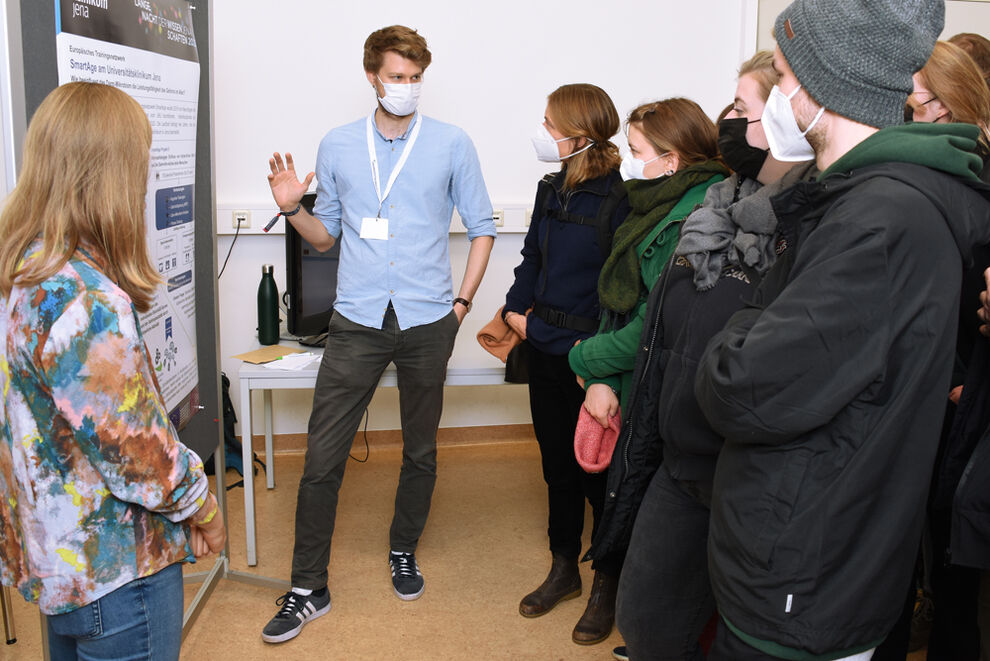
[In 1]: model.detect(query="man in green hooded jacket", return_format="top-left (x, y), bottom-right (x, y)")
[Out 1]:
top-left (695, 1), bottom-right (990, 659)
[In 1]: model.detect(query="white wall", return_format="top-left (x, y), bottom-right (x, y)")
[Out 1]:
top-left (213, 0), bottom-right (762, 435)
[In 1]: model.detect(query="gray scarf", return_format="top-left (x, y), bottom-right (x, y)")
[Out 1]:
top-left (676, 162), bottom-right (817, 290)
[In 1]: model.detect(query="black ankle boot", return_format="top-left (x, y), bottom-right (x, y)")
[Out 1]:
top-left (572, 570), bottom-right (618, 644)
top-left (518, 553), bottom-right (581, 618)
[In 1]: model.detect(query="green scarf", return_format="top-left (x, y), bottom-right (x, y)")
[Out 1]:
top-left (598, 160), bottom-right (729, 313)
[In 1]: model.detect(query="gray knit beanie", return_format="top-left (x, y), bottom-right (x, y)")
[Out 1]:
top-left (774, 0), bottom-right (944, 128)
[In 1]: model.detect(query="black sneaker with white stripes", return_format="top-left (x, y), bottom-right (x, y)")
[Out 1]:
top-left (261, 587), bottom-right (331, 643)
top-left (389, 551), bottom-right (425, 600)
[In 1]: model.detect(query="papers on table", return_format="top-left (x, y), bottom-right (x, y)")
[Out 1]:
top-left (260, 352), bottom-right (321, 371)
top-left (232, 345), bottom-right (305, 364)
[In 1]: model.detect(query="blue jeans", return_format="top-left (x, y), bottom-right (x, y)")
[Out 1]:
top-left (46, 563), bottom-right (183, 661)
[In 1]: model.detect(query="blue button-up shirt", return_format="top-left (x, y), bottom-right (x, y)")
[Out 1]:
top-left (312, 111), bottom-right (496, 330)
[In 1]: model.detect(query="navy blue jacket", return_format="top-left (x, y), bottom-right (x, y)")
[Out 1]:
top-left (504, 170), bottom-right (630, 355)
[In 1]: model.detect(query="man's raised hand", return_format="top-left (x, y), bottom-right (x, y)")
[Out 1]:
top-left (268, 152), bottom-right (315, 211)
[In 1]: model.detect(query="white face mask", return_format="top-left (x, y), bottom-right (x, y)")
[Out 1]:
top-left (761, 84), bottom-right (825, 162)
top-left (531, 124), bottom-right (593, 163)
top-left (376, 76), bottom-right (422, 117)
top-left (619, 152), bottom-right (665, 181)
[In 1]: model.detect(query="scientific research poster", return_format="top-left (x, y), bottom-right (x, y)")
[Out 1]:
top-left (54, 0), bottom-right (200, 427)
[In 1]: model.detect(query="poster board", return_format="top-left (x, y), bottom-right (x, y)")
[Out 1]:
top-left (17, 0), bottom-right (220, 461)
top-left (55, 0), bottom-right (201, 427)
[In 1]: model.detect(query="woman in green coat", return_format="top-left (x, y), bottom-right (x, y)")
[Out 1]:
top-left (569, 98), bottom-right (727, 424)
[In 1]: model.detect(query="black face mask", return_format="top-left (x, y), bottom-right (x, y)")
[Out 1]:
top-left (717, 117), bottom-right (769, 181)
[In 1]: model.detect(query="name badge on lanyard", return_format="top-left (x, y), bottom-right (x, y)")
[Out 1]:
top-left (360, 216), bottom-right (389, 240)
top-left (364, 111), bottom-right (421, 241)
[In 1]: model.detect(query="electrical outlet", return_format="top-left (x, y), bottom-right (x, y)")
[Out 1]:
top-left (524, 209), bottom-right (532, 227)
top-left (492, 209), bottom-right (504, 227)
top-left (233, 210), bottom-right (250, 229)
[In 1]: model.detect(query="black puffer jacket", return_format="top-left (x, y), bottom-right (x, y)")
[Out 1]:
top-left (584, 257), bottom-right (765, 565)
top-left (696, 124), bottom-right (990, 655)
top-left (585, 165), bottom-right (813, 564)
top-left (582, 253), bottom-right (667, 564)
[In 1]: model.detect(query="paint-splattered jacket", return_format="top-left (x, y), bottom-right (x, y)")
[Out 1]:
top-left (0, 242), bottom-right (207, 615)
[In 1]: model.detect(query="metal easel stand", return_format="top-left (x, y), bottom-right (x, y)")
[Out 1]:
top-left (180, 434), bottom-right (288, 641)
top-left (1, 585), bottom-right (15, 645)
top-left (180, 0), bottom-right (289, 635)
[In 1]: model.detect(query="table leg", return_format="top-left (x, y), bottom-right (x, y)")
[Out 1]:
top-left (239, 379), bottom-right (257, 566)
top-left (264, 389), bottom-right (275, 489)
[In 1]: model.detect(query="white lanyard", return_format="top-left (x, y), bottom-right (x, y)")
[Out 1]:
top-left (366, 110), bottom-right (422, 217)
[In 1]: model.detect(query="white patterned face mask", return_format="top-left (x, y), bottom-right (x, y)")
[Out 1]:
top-left (376, 76), bottom-right (422, 117)
top-left (531, 124), bottom-right (594, 163)
top-left (619, 152), bottom-right (665, 181)
top-left (761, 84), bottom-right (824, 162)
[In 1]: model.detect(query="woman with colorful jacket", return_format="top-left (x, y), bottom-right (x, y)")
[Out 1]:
top-left (0, 82), bottom-right (225, 660)
top-left (503, 83), bottom-right (631, 646)
top-left (568, 98), bottom-right (728, 426)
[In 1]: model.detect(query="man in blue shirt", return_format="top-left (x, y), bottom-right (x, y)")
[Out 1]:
top-left (260, 25), bottom-right (495, 644)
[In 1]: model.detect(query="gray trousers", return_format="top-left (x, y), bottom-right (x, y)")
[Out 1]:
top-left (290, 307), bottom-right (459, 589)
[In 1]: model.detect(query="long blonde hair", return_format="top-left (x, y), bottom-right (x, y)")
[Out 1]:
top-left (918, 41), bottom-right (990, 150)
top-left (0, 82), bottom-right (160, 312)
top-left (547, 84), bottom-right (622, 190)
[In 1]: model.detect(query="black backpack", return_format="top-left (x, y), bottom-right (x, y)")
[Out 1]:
top-left (204, 372), bottom-right (265, 489)
top-left (532, 172), bottom-right (628, 261)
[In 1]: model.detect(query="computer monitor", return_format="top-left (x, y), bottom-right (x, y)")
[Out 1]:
top-left (284, 193), bottom-right (339, 339)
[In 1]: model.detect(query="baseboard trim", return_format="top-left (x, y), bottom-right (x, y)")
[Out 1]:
top-left (244, 423), bottom-right (536, 455)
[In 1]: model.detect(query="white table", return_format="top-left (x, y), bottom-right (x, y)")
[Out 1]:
top-left (236, 351), bottom-right (508, 566)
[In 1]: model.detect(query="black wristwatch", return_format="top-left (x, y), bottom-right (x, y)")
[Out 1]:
top-left (453, 297), bottom-right (472, 312)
